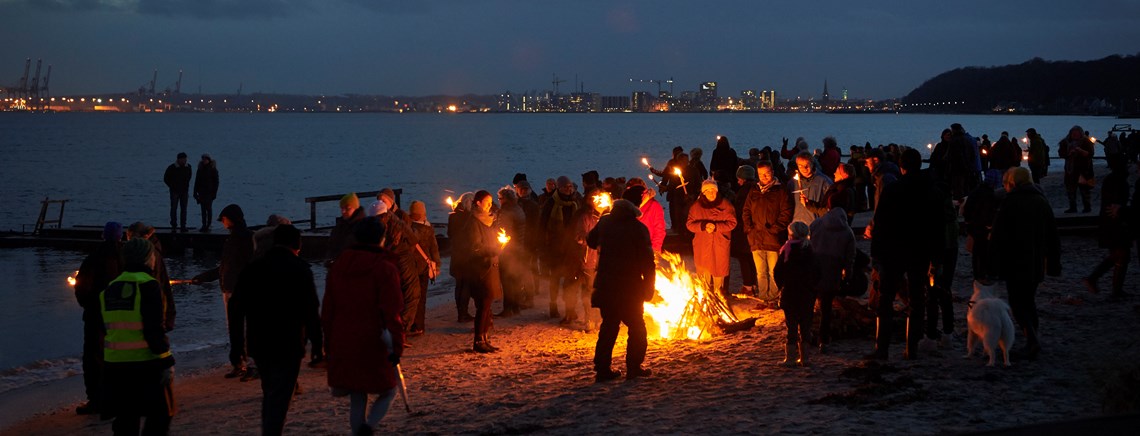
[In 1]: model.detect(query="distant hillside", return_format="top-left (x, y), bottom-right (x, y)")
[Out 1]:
top-left (902, 54), bottom-right (1140, 115)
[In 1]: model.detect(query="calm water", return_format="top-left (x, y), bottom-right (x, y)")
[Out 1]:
top-left (0, 112), bottom-right (1118, 392)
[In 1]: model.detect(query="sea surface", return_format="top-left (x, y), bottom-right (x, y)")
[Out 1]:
top-left (0, 112), bottom-right (1119, 393)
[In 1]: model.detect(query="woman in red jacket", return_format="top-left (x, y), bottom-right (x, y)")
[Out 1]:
top-left (323, 217), bottom-right (406, 435)
top-left (687, 180), bottom-right (737, 298)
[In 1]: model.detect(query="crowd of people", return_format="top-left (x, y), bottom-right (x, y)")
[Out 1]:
top-left (70, 124), bottom-right (1140, 434)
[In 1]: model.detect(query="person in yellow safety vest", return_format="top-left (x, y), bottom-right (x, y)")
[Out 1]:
top-left (99, 238), bottom-right (176, 435)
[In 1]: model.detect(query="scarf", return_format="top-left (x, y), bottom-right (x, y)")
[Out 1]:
top-left (547, 192), bottom-right (578, 231)
top-left (758, 179), bottom-right (781, 194)
top-left (779, 238), bottom-right (805, 262)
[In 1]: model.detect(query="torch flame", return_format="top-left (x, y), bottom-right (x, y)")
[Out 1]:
top-left (642, 252), bottom-right (739, 341)
top-left (673, 167), bottom-right (682, 176)
top-left (927, 143), bottom-right (932, 149)
top-left (497, 228), bottom-right (510, 246)
top-left (1090, 137), bottom-right (1097, 143)
top-left (67, 270), bottom-right (78, 287)
top-left (1022, 137), bottom-right (1029, 144)
top-left (445, 196), bottom-right (455, 209)
top-left (641, 157), bottom-right (650, 167)
top-left (592, 192), bottom-right (613, 210)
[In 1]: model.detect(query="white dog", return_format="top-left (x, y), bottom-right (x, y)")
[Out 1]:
top-left (965, 281), bottom-right (1016, 367)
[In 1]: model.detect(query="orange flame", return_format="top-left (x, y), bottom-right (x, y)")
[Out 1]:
top-left (592, 192), bottom-right (613, 210)
top-left (641, 157), bottom-right (650, 167)
top-left (67, 270), bottom-right (78, 287)
top-left (497, 228), bottom-right (510, 247)
top-left (673, 167), bottom-right (682, 177)
top-left (643, 252), bottom-right (738, 340)
top-left (445, 196), bottom-right (455, 209)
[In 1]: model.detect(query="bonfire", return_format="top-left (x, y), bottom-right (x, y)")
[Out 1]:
top-left (643, 252), bottom-right (755, 341)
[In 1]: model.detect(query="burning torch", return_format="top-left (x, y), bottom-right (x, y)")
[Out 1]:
top-left (673, 167), bottom-right (688, 196)
top-left (445, 196), bottom-right (455, 210)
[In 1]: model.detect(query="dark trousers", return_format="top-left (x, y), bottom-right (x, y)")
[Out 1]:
top-left (224, 293), bottom-right (248, 368)
top-left (199, 199), bottom-right (214, 229)
top-left (169, 192), bottom-right (188, 230)
top-left (104, 364), bottom-right (174, 436)
top-left (401, 274), bottom-right (421, 333)
top-left (971, 237), bottom-right (994, 280)
top-left (817, 289), bottom-right (836, 344)
top-left (667, 196), bottom-right (690, 235)
top-left (472, 290), bottom-right (493, 343)
top-left (1089, 247), bottom-right (1131, 294)
top-left (1064, 174), bottom-right (1092, 210)
top-left (783, 303), bottom-right (813, 345)
top-left (414, 273), bottom-right (429, 331)
top-left (569, 270), bottom-right (600, 325)
top-left (500, 260), bottom-right (523, 313)
top-left (82, 313), bottom-right (104, 405)
top-left (1006, 279), bottom-right (1040, 349)
top-left (876, 260), bottom-right (929, 355)
top-left (454, 278), bottom-right (472, 318)
top-left (927, 246), bottom-right (958, 338)
top-left (594, 304), bottom-right (648, 372)
top-left (254, 357), bottom-right (302, 436)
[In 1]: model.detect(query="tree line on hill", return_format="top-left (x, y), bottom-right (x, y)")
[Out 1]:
top-left (902, 54), bottom-right (1140, 115)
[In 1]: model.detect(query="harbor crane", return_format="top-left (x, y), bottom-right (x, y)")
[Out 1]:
top-left (28, 59), bottom-right (42, 100)
top-left (552, 73), bottom-right (566, 95)
top-left (629, 77), bottom-right (674, 97)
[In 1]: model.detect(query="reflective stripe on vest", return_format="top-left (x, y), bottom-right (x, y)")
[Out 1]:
top-left (100, 271), bottom-right (172, 362)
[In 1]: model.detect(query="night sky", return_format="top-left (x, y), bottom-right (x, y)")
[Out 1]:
top-left (3, 0), bottom-right (1138, 99)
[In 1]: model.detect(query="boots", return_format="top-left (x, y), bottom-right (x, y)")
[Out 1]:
top-left (781, 343), bottom-right (797, 367)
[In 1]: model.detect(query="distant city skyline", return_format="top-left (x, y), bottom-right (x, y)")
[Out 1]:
top-left (2, 1), bottom-right (1137, 99)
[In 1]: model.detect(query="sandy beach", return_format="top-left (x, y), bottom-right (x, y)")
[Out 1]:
top-left (5, 164), bottom-right (1140, 435)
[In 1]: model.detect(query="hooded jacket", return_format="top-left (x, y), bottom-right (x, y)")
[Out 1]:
top-left (808, 207), bottom-right (855, 293)
top-left (587, 200), bottom-right (655, 309)
top-left (322, 245), bottom-right (405, 393)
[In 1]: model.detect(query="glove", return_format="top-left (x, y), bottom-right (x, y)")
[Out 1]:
top-left (160, 367), bottom-right (174, 386)
top-left (388, 353), bottom-right (400, 366)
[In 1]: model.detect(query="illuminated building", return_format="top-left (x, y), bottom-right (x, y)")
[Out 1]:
top-left (699, 81), bottom-right (718, 111)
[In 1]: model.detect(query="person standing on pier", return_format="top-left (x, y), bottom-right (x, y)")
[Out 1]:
top-left (193, 153), bottom-right (220, 232)
top-left (163, 152), bottom-right (192, 233)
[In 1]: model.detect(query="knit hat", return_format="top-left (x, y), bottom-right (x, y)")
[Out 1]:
top-left (622, 185), bottom-right (646, 204)
top-left (102, 221), bottom-right (123, 242)
top-left (701, 179), bottom-right (718, 194)
top-left (409, 200), bottom-right (427, 221)
top-left (339, 193), bottom-right (360, 210)
top-left (582, 170), bottom-right (599, 185)
top-left (122, 238), bottom-right (154, 266)
top-left (365, 200), bottom-right (389, 217)
top-left (512, 173), bottom-right (528, 185)
top-left (736, 165), bottom-right (757, 181)
top-left (218, 204), bottom-right (245, 222)
top-left (378, 188), bottom-right (396, 206)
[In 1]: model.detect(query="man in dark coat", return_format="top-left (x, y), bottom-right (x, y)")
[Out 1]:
top-left (231, 225), bottom-right (320, 436)
top-left (991, 167), bottom-right (1061, 360)
top-left (193, 153), bottom-right (219, 232)
top-left (588, 199), bottom-right (655, 382)
top-left (515, 180), bottom-right (542, 308)
top-left (540, 176), bottom-right (583, 319)
top-left (408, 201), bottom-right (440, 334)
top-left (709, 135), bottom-right (740, 188)
top-left (866, 149), bottom-right (944, 361)
top-left (327, 193), bottom-right (364, 262)
top-left (73, 221), bottom-right (124, 415)
top-left (742, 162), bottom-right (794, 302)
top-left (163, 152), bottom-right (192, 232)
top-left (193, 203), bottom-right (256, 379)
top-left (731, 165), bottom-right (759, 295)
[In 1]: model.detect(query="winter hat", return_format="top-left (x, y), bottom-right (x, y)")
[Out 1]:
top-left (512, 173), bottom-right (528, 185)
top-left (217, 204), bottom-right (245, 223)
top-left (201, 153), bottom-right (212, 161)
top-left (122, 238), bottom-right (154, 266)
top-left (176, 152), bottom-right (187, 159)
top-left (701, 179), bottom-right (719, 194)
top-left (102, 221), bottom-right (123, 242)
top-left (364, 200), bottom-right (388, 217)
top-left (736, 165), bottom-right (757, 181)
top-left (581, 170), bottom-right (600, 185)
top-left (266, 214), bottom-right (292, 226)
top-left (339, 193), bottom-right (360, 210)
top-left (378, 188), bottom-right (396, 206)
top-left (622, 185), bottom-right (646, 204)
top-left (354, 217), bottom-right (386, 246)
top-left (409, 201), bottom-right (427, 221)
